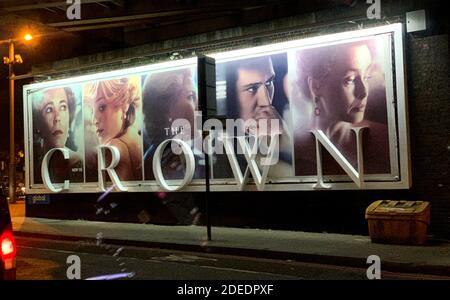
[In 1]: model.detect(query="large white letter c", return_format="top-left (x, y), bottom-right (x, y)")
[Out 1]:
top-left (41, 148), bottom-right (70, 193)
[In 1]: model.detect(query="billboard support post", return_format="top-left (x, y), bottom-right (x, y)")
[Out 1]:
top-left (198, 55), bottom-right (216, 241)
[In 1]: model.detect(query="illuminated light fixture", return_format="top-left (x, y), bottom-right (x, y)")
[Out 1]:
top-left (24, 56), bottom-right (198, 90)
top-left (24, 33), bottom-right (33, 41)
top-left (209, 23), bottom-right (402, 63)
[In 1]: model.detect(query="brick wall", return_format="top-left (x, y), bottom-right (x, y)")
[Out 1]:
top-left (407, 34), bottom-right (450, 236)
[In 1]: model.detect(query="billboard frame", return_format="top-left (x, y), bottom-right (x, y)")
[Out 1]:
top-left (23, 23), bottom-right (411, 193)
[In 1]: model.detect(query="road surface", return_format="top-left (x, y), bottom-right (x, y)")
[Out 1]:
top-left (15, 236), bottom-right (450, 280)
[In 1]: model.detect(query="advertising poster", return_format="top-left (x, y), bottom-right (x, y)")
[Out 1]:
top-left (141, 67), bottom-right (204, 181)
top-left (83, 76), bottom-right (143, 182)
top-left (24, 24), bottom-right (408, 193)
top-left (213, 53), bottom-right (294, 179)
top-left (30, 85), bottom-right (84, 184)
top-left (25, 59), bottom-right (204, 191)
top-left (290, 35), bottom-right (393, 177)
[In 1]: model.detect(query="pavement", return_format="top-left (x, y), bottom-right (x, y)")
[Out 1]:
top-left (8, 200), bottom-right (450, 277)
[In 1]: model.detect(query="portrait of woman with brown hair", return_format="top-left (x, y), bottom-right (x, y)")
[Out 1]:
top-left (32, 86), bottom-right (83, 184)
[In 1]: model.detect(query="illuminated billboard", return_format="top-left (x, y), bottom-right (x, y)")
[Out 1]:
top-left (25, 58), bottom-right (206, 193)
top-left (23, 23), bottom-right (410, 193)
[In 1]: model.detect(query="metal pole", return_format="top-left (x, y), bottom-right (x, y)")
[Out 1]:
top-left (8, 40), bottom-right (15, 204)
top-left (197, 55), bottom-right (213, 241)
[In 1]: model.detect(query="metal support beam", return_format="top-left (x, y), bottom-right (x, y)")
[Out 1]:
top-left (47, 9), bottom-right (206, 27)
top-left (2, 0), bottom-right (122, 12)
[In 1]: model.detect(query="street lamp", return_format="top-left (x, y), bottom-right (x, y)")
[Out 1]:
top-left (2, 34), bottom-right (32, 203)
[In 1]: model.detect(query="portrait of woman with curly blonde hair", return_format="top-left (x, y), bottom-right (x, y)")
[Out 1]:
top-left (84, 77), bottom-right (143, 182)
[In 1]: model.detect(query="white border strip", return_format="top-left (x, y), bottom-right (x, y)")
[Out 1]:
top-left (210, 24), bottom-right (403, 60)
top-left (23, 57), bottom-right (198, 90)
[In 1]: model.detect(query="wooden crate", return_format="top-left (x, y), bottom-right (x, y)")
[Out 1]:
top-left (365, 200), bottom-right (430, 245)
